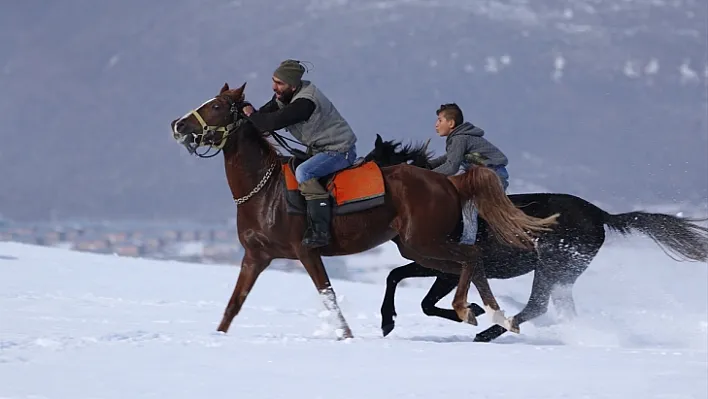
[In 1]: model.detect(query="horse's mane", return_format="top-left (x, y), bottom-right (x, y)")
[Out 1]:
top-left (364, 134), bottom-right (434, 169)
top-left (226, 116), bottom-right (282, 166)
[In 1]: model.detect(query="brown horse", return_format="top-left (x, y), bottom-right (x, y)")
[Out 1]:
top-left (169, 81), bottom-right (559, 339)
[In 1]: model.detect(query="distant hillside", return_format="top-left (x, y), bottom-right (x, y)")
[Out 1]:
top-left (1, 0), bottom-right (706, 222)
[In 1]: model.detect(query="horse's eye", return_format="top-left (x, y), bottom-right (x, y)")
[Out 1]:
top-left (212, 104), bottom-right (220, 110)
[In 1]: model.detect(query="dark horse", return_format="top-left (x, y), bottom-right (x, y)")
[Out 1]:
top-left (169, 82), bottom-right (559, 339)
top-left (367, 134), bottom-right (708, 342)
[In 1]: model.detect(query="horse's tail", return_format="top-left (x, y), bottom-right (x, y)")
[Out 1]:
top-left (449, 166), bottom-right (560, 250)
top-left (601, 209), bottom-right (708, 262)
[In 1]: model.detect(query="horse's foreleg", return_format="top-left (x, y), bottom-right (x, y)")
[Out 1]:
top-left (381, 262), bottom-right (441, 336)
top-left (421, 275), bottom-right (486, 322)
top-left (395, 236), bottom-right (504, 328)
top-left (217, 253), bottom-right (272, 333)
top-left (298, 250), bottom-right (353, 340)
top-left (393, 212), bottom-right (515, 332)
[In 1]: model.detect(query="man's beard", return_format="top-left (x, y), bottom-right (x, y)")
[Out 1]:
top-left (276, 87), bottom-right (297, 104)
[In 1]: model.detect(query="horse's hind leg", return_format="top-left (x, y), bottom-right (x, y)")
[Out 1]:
top-left (381, 262), bottom-right (442, 336)
top-left (549, 258), bottom-right (592, 321)
top-left (507, 268), bottom-right (555, 331)
top-left (298, 250), bottom-right (353, 340)
top-left (394, 235), bottom-right (513, 331)
top-left (551, 282), bottom-right (577, 321)
top-left (459, 257), bottom-right (520, 333)
top-left (472, 269), bottom-right (554, 342)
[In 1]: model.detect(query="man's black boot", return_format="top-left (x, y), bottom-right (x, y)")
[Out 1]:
top-left (302, 197), bottom-right (332, 249)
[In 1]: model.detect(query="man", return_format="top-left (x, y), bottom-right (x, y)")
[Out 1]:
top-left (242, 59), bottom-right (358, 249)
top-left (428, 103), bottom-right (510, 244)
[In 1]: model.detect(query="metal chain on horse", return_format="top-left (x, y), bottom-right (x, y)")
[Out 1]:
top-left (233, 162), bottom-right (277, 205)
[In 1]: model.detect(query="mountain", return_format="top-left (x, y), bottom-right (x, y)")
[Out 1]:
top-left (1, 0), bottom-right (706, 222)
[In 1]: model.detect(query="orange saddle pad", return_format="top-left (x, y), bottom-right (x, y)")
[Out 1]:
top-left (281, 160), bottom-right (386, 213)
top-left (326, 161), bottom-right (385, 206)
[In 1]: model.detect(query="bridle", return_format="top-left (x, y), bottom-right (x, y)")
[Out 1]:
top-left (177, 94), bottom-right (247, 159)
top-left (176, 94), bottom-right (276, 205)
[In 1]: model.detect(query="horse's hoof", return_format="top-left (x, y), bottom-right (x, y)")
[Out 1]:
top-left (474, 324), bottom-right (508, 342)
top-left (473, 334), bottom-right (491, 343)
top-left (336, 328), bottom-right (354, 340)
top-left (382, 323), bottom-right (395, 337)
top-left (505, 319), bottom-right (521, 334)
top-left (456, 307), bottom-right (478, 326)
top-left (468, 303), bottom-right (486, 317)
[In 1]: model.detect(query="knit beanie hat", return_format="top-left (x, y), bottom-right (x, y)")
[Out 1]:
top-left (273, 59), bottom-right (306, 87)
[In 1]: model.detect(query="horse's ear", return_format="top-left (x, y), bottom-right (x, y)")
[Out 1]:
top-left (220, 82), bottom-right (230, 94)
top-left (375, 134), bottom-right (383, 146)
top-left (233, 82), bottom-right (247, 101)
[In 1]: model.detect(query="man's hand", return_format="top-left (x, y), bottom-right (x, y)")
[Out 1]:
top-left (242, 105), bottom-right (255, 116)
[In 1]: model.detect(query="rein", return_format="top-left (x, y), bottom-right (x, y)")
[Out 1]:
top-left (266, 131), bottom-right (308, 160)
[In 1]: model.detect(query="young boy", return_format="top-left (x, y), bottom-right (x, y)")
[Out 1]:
top-left (429, 103), bottom-right (510, 244)
top-left (429, 103), bottom-right (510, 189)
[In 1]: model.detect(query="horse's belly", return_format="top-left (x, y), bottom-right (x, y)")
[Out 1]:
top-left (323, 212), bottom-right (398, 256)
top-left (321, 233), bottom-right (396, 257)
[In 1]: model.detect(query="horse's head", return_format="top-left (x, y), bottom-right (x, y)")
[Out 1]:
top-left (171, 82), bottom-right (248, 156)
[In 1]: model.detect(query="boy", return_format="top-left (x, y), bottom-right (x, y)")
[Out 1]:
top-left (429, 103), bottom-right (510, 244)
top-left (430, 103), bottom-right (509, 189)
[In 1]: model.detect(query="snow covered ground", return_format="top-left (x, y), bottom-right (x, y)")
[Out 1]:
top-left (1, 237), bottom-right (706, 398)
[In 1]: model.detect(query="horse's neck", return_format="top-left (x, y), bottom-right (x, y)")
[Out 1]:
top-left (223, 134), bottom-right (278, 202)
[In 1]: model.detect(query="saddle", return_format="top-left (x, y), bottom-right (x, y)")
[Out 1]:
top-left (281, 155), bottom-right (386, 215)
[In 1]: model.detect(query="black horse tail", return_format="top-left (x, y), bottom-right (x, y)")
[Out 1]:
top-left (600, 209), bottom-right (708, 262)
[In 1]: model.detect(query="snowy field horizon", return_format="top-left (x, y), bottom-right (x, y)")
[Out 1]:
top-left (1, 232), bottom-right (707, 398)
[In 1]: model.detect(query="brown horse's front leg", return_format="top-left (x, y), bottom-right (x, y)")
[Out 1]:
top-left (298, 249), bottom-right (353, 340)
top-left (452, 261), bottom-right (478, 326)
top-left (217, 253), bottom-right (272, 333)
top-left (468, 259), bottom-right (520, 334)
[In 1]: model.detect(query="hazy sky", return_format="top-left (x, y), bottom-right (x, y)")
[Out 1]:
top-left (1, 0), bottom-right (706, 222)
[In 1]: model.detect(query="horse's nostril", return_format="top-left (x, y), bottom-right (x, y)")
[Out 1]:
top-left (176, 121), bottom-right (186, 133)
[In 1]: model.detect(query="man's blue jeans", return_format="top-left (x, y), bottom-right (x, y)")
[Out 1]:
top-left (295, 145), bottom-right (357, 184)
top-left (456, 162), bottom-right (509, 191)
top-left (489, 165), bottom-right (510, 191)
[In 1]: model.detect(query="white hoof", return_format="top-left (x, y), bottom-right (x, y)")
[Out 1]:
top-left (485, 306), bottom-right (519, 333)
top-left (485, 306), bottom-right (506, 325)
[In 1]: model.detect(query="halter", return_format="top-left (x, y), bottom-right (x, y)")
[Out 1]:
top-left (179, 94), bottom-right (245, 158)
top-left (177, 94), bottom-right (277, 205)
